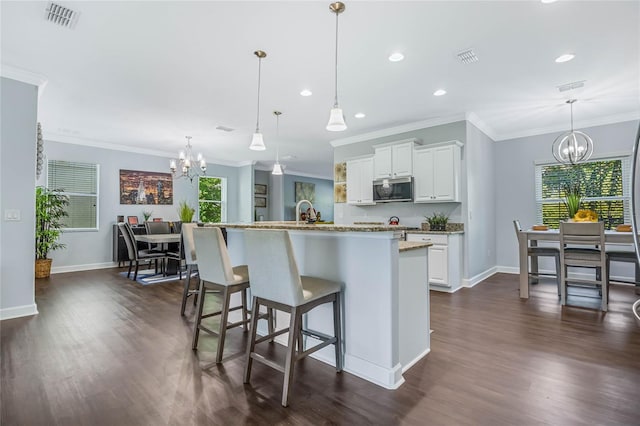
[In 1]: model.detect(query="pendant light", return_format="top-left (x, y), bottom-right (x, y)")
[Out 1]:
top-left (272, 111), bottom-right (284, 175)
top-left (249, 50), bottom-right (267, 150)
top-left (326, 2), bottom-right (347, 132)
top-left (552, 99), bottom-right (594, 165)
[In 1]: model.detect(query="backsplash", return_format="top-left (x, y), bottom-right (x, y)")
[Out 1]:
top-left (421, 222), bottom-right (464, 232)
top-left (334, 202), bottom-right (463, 228)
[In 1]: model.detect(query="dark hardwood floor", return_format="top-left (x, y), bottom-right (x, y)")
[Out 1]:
top-left (2, 269), bottom-right (640, 425)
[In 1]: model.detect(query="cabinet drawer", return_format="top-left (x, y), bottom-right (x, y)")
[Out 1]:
top-left (405, 233), bottom-right (448, 245)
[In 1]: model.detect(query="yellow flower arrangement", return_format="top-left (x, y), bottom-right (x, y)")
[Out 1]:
top-left (573, 209), bottom-right (598, 222)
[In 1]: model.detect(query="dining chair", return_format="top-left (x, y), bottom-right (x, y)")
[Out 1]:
top-left (606, 250), bottom-right (640, 288)
top-left (117, 223), bottom-right (165, 280)
top-left (559, 221), bottom-right (607, 311)
top-left (191, 227), bottom-right (254, 364)
top-left (243, 229), bottom-right (343, 407)
top-left (513, 220), bottom-right (561, 296)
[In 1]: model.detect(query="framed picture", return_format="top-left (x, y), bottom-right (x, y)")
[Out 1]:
top-left (127, 216), bottom-right (139, 225)
top-left (295, 182), bottom-right (315, 203)
top-left (254, 184), bottom-right (267, 195)
top-left (255, 196), bottom-right (267, 208)
top-left (120, 169), bottom-right (173, 205)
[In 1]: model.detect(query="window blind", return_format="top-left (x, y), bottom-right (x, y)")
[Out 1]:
top-left (48, 160), bottom-right (99, 230)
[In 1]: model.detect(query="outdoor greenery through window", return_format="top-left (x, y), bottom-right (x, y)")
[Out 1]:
top-left (47, 160), bottom-right (99, 230)
top-left (198, 176), bottom-right (226, 223)
top-left (535, 157), bottom-right (630, 229)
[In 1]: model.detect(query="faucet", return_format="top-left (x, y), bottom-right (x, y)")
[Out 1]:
top-left (295, 199), bottom-right (316, 225)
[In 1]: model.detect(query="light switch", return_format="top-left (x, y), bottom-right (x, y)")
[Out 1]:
top-left (4, 209), bottom-right (21, 221)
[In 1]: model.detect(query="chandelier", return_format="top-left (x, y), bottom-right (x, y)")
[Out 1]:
top-left (170, 136), bottom-right (206, 182)
top-left (326, 2), bottom-right (347, 132)
top-left (551, 99), bottom-right (594, 165)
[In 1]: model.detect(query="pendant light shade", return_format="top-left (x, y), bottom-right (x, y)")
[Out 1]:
top-left (551, 99), bottom-right (594, 165)
top-left (250, 50), bottom-right (267, 151)
top-left (272, 110), bottom-right (284, 175)
top-left (327, 2), bottom-right (347, 132)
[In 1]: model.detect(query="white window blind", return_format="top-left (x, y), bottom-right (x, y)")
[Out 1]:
top-left (535, 156), bottom-right (630, 229)
top-left (47, 160), bottom-right (99, 230)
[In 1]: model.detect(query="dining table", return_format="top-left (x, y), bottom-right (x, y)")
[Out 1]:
top-left (135, 233), bottom-right (182, 276)
top-left (518, 228), bottom-right (638, 298)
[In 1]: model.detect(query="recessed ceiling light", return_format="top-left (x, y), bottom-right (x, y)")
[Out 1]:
top-left (388, 52), bottom-right (404, 62)
top-left (354, 112), bottom-right (366, 118)
top-left (300, 89), bottom-right (312, 97)
top-left (433, 89), bottom-right (447, 96)
top-left (555, 53), bottom-right (575, 63)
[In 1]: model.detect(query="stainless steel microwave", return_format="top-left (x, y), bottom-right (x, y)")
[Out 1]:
top-left (373, 177), bottom-right (413, 203)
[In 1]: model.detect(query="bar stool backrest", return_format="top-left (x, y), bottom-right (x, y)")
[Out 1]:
top-left (244, 229), bottom-right (304, 306)
top-left (193, 227), bottom-right (235, 285)
top-left (560, 222), bottom-right (605, 248)
top-left (182, 223), bottom-right (198, 264)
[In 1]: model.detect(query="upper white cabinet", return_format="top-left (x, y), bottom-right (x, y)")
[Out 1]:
top-left (414, 141), bottom-right (462, 203)
top-left (346, 157), bottom-right (375, 205)
top-left (374, 139), bottom-right (421, 179)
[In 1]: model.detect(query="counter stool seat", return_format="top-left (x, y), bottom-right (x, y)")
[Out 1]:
top-left (607, 250), bottom-right (640, 288)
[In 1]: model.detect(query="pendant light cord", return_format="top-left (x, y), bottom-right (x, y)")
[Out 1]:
top-left (276, 113), bottom-right (280, 162)
top-left (256, 57), bottom-right (262, 132)
top-left (334, 12), bottom-right (339, 107)
top-left (570, 101), bottom-right (574, 132)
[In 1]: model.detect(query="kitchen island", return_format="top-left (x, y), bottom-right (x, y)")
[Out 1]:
top-left (206, 222), bottom-right (431, 389)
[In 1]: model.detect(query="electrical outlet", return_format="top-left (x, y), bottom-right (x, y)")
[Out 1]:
top-left (4, 209), bottom-right (21, 221)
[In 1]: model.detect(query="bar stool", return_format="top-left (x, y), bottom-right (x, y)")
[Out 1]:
top-left (191, 227), bottom-right (251, 364)
top-left (243, 229), bottom-right (343, 407)
top-left (180, 223), bottom-right (199, 315)
top-left (607, 250), bottom-right (640, 292)
top-left (513, 220), bottom-right (561, 296)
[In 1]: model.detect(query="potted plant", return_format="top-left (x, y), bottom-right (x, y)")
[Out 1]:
top-left (142, 210), bottom-right (153, 222)
top-left (425, 212), bottom-right (449, 231)
top-left (177, 200), bottom-right (195, 223)
top-left (35, 186), bottom-right (69, 278)
top-left (563, 182), bottom-right (582, 220)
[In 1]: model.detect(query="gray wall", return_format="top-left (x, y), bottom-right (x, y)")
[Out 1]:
top-left (237, 164), bottom-right (254, 223)
top-left (283, 174), bottom-right (334, 222)
top-left (495, 119), bottom-right (640, 274)
top-left (269, 173), bottom-right (284, 221)
top-left (254, 169), bottom-right (270, 221)
top-left (0, 77), bottom-right (38, 318)
top-left (40, 140), bottom-right (243, 271)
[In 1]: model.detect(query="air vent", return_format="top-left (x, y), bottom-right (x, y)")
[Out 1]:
top-left (457, 49), bottom-right (478, 64)
top-left (557, 80), bottom-right (586, 92)
top-left (215, 126), bottom-right (235, 132)
top-left (44, 2), bottom-right (78, 28)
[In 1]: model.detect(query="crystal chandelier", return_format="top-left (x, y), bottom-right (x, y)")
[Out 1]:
top-left (326, 2), bottom-right (347, 132)
top-left (552, 99), bottom-right (594, 165)
top-left (170, 136), bottom-right (206, 182)
top-left (272, 111), bottom-right (283, 175)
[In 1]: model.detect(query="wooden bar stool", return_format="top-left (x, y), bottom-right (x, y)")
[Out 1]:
top-left (243, 229), bottom-right (343, 407)
top-left (191, 227), bottom-right (251, 364)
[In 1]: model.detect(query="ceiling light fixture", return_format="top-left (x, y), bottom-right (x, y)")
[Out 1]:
top-left (272, 111), bottom-right (284, 175)
top-left (300, 89), bottom-right (313, 97)
top-left (326, 2), bottom-right (347, 132)
top-left (354, 112), bottom-right (366, 118)
top-left (555, 53), bottom-right (575, 63)
top-left (388, 52), bottom-right (404, 62)
top-left (249, 50), bottom-right (267, 151)
top-left (433, 89), bottom-right (447, 96)
top-left (170, 136), bottom-right (206, 182)
top-left (541, 0), bottom-right (558, 4)
top-left (552, 99), bottom-right (593, 165)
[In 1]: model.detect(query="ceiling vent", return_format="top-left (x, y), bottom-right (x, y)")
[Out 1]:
top-left (457, 49), bottom-right (479, 64)
top-left (557, 80), bottom-right (586, 92)
top-left (215, 126), bottom-right (235, 132)
top-left (44, 2), bottom-right (78, 28)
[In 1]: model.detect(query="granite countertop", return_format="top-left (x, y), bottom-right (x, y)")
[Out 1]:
top-left (405, 229), bottom-right (465, 235)
top-left (204, 221), bottom-right (411, 232)
top-left (398, 241), bottom-right (433, 252)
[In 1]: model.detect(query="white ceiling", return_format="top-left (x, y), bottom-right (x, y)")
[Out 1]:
top-left (2, 1), bottom-right (639, 179)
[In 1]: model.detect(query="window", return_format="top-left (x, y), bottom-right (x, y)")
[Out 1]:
top-left (198, 176), bottom-right (226, 222)
top-left (535, 156), bottom-right (630, 229)
top-left (47, 160), bottom-right (99, 230)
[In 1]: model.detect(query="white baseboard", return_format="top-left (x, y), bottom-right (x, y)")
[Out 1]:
top-left (462, 266), bottom-right (498, 288)
top-left (402, 348), bottom-right (431, 373)
top-left (0, 303), bottom-right (38, 320)
top-left (496, 265), bottom-right (636, 284)
top-left (51, 262), bottom-right (118, 274)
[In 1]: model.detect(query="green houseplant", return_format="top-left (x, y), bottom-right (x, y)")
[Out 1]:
top-left (142, 209), bottom-right (153, 222)
top-left (35, 186), bottom-right (69, 278)
top-left (563, 182), bottom-right (582, 220)
top-left (177, 200), bottom-right (195, 223)
top-left (425, 212), bottom-right (449, 231)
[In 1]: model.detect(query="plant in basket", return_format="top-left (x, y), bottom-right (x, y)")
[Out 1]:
top-left (35, 187), bottom-right (69, 278)
top-left (426, 212), bottom-right (449, 232)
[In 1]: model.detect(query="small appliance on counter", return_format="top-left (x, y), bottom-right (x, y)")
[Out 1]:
top-left (389, 216), bottom-right (400, 225)
top-left (373, 177), bottom-right (413, 203)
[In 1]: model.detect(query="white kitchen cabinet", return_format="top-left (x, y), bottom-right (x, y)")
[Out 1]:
top-left (346, 157), bottom-right (375, 205)
top-left (373, 139), bottom-right (421, 179)
top-left (413, 141), bottom-right (462, 203)
top-left (405, 232), bottom-right (463, 292)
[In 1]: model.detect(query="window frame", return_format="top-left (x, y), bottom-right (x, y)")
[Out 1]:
top-left (198, 176), bottom-right (227, 223)
top-left (535, 154), bottom-right (631, 229)
top-left (46, 160), bottom-right (100, 232)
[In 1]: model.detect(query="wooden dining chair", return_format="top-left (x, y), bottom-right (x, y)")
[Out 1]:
top-left (513, 220), bottom-right (561, 296)
top-left (559, 221), bottom-right (607, 311)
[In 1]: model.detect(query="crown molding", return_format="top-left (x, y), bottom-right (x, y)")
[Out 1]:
top-left (465, 112), bottom-right (498, 141)
top-left (1, 64), bottom-right (48, 98)
top-left (43, 131), bottom-right (249, 168)
top-left (283, 169), bottom-right (332, 180)
top-left (329, 114), bottom-right (466, 147)
top-left (493, 111), bottom-right (640, 142)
